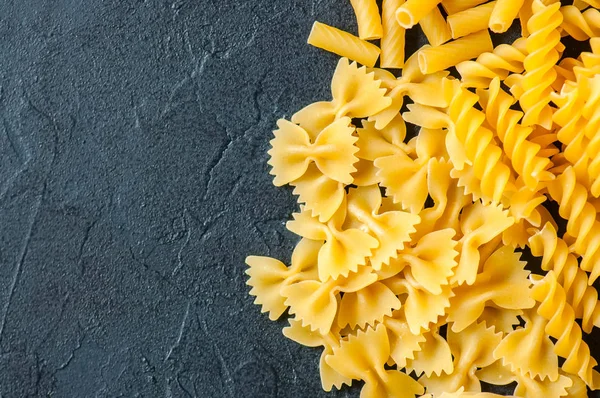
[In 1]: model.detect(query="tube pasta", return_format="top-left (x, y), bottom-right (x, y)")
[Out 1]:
top-left (380, 0), bottom-right (406, 68)
top-left (350, 0), bottom-right (383, 40)
top-left (441, 0), bottom-right (488, 15)
top-left (396, 0), bottom-right (441, 29)
top-left (418, 30), bottom-right (494, 75)
top-left (308, 21), bottom-right (381, 67)
top-left (448, 2), bottom-right (497, 39)
top-left (490, 0), bottom-right (525, 33)
top-left (419, 7), bottom-right (452, 46)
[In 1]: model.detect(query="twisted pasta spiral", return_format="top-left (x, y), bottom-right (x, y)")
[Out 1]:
top-left (546, 166), bottom-right (600, 282)
top-left (447, 87), bottom-right (515, 203)
top-left (531, 271), bottom-right (600, 388)
top-left (478, 77), bottom-right (553, 189)
top-left (519, 0), bottom-right (563, 128)
top-left (456, 38), bottom-right (527, 89)
top-left (561, 5), bottom-right (600, 41)
top-left (551, 83), bottom-right (588, 170)
top-left (582, 76), bottom-right (600, 197)
top-left (529, 223), bottom-right (600, 333)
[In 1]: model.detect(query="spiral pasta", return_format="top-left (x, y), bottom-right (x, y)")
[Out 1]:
top-left (546, 166), bottom-right (600, 283)
top-left (560, 5), bottom-right (600, 41)
top-left (456, 38), bottom-right (527, 89)
top-left (447, 86), bottom-right (515, 203)
top-left (478, 77), bottom-right (554, 189)
top-left (531, 271), bottom-right (600, 388)
top-left (529, 223), bottom-right (600, 333)
top-left (518, 0), bottom-right (563, 128)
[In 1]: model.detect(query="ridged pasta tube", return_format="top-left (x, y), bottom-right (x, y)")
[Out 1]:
top-left (448, 2), bottom-right (497, 39)
top-left (350, 0), bottom-right (383, 40)
top-left (478, 77), bottom-right (553, 189)
top-left (529, 223), bottom-right (600, 334)
top-left (519, 0), bottom-right (563, 128)
top-left (531, 271), bottom-right (600, 388)
top-left (396, 0), bottom-right (441, 29)
top-left (418, 30), bottom-right (494, 75)
top-left (490, 0), bottom-right (526, 33)
top-left (456, 38), bottom-right (527, 88)
top-left (380, 0), bottom-right (406, 68)
top-left (308, 21), bottom-right (381, 67)
top-left (441, 0), bottom-right (488, 15)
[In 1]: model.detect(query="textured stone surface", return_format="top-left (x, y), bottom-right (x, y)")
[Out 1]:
top-left (0, 0), bottom-right (597, 397)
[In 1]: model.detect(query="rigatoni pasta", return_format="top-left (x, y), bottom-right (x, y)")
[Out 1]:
top-left (441, 0), bottom-right (488, 15)
top-left (380, 0), bottom-right (406, 68)
top-left (447, 1), bottom-right (497, 39)
top-left (349, 0), bottom-right (383, 40)
top-left (419, 7), bottom-right (452, 46)
top-left (307, 21), bottom-right (381, 67)
top-left (418, 30), bottom-right (494, 74)
top-left (490, 0), bottom-right (525, 33)
top-left (395, 0), bottom-right (441, 29)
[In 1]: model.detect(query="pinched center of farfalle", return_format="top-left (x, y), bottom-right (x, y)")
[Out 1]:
top-left (245, 0), bottom-right (600, 396)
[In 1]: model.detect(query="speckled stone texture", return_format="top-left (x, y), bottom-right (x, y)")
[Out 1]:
top-left (0, 0), bottom-right (597, 397)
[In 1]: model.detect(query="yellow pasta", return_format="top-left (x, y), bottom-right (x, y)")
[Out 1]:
top-left (456, 38), bottom-right (526, 88)
top-left (529, 223), bottom-right (600, 333)
top-left (245, 0), bottom-right (600, 396)
top-left (418, 30), bottom-right (494, 74)
top-left (448, 2), bottom-right (497, 39)
top-left (419, 7), bottom-right (452, 46)
top-left (490, 0), bottom-right (525, 33)
top-left (396, 0), bottom-right (441, 29)
top-left (380, 0), bottom-right (406, 68)
top-left (532, 271), bottom-right (600, 388)
top-left (519, 0), bottom-right (563, 128)
top-left (349, 0), bottom-right (383, 40)
top-left (307, 21), bottom-right (381, 67)
top-left (441, 0), bottom-right (488, 15)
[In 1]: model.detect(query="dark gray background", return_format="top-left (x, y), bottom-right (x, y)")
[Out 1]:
top-left (0, 0), bottom-right (595, 397)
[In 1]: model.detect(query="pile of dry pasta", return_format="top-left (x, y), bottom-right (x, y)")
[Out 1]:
top-left (245, 0), bottom-right (600, 396)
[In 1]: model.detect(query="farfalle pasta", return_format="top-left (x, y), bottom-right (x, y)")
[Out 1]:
top-left (245, 0), bottom-right (600, 396)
